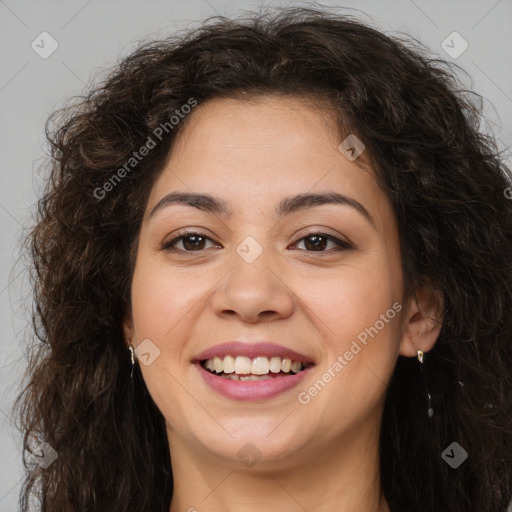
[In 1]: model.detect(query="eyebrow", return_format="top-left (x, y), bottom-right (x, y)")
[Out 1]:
top-left (148, 191), bottom-right (376, 228)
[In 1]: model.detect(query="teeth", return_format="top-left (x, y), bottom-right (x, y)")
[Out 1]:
top-left (218, 373), bottom-right (274, 381)
top-left (234, 356), bottom-right (252, 375)
top-left (269, 356), bottom-right (282, 373)
top-left (214, 356), bottom-right (223, 373)
top-left (223, 355), bottom-right (235, 374)
top-left (251, 356), bottom-right (270, 375)
top-left (291, 361), bottom-right (302, 373)
top-left (203, 355), bottom-right (307, 375)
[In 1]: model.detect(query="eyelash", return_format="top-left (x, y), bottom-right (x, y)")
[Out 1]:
top-left (161, 230), bottom-right (353, 254)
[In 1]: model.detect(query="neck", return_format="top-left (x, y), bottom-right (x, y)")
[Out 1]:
top-left (167, 419), bottom-right (389, 512)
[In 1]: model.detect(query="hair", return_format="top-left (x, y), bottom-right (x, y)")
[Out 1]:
top-left (12, 4), bottom-right (512, 512)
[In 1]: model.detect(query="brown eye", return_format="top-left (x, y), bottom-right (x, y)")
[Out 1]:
top-left (293, 233), bottom-right (352, 252)
top-left (162, 231), bottom-right (352, 254)
top-left (162, 232), bottom-right (217, 252)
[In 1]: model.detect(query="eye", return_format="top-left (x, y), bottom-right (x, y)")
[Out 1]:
top-left (161, 231), bottom-right (219, 252)
top-left (161, 230), bottom-right (353, 254)
top-left (291, 232), bottom-right (353, 252)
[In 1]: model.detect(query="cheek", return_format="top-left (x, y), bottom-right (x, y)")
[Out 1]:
top-left (308, 280), bottom-right (401, 417)
top-left (129, 261), bottom-right (203, 378)
top-left (131, 258), bottom-right (200, 334)
top-left (309, 255), bottom-right (401, 346)
top-left (303, 257), bottom-right (402, 402)
top-left (129, 263), bottom-right (200, 425)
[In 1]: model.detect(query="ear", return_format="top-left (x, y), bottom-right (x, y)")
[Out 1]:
top-left (399, 285), bottom-right (444, 357)
top-left (122, 313), bottom-right (135, 349)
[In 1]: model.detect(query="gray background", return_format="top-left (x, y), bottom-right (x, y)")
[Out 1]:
top-left (1, 0), bottom-right (511, 510)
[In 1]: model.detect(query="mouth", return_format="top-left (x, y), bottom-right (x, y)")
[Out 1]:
top-left (192, 341), bottom-right (316, 400)
top-left (200, 355), bottom-right (315, 381)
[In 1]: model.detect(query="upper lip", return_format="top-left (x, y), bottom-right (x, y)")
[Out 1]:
top-left (193, 341), bottom-right (315, 364)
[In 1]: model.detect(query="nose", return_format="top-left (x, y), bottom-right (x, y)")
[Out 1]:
top-left (211, 244), bottom-right (294, 323)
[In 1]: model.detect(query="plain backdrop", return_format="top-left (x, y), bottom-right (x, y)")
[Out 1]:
top-left (1, 0), bottom-right (511, 510)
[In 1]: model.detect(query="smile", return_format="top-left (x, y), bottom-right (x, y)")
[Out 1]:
top-left (202, 355), bottom-right (312, 379)
top-left (196, 358), bottom-right (315, 401)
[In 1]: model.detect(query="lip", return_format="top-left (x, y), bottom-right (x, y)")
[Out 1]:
top-left (195, 361), bottom-right (314, 401)
top-left (192, 341), bottom-right (315, 364)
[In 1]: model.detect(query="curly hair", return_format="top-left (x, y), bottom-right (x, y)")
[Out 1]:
top-left (12, 5), bottom-right (512, 512)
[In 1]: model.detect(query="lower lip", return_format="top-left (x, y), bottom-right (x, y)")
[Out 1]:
top-left (195, 363), bottom-right (313, 401)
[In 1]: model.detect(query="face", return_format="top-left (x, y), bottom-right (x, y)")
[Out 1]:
top-left (124, 95), bottom-right (410, 470)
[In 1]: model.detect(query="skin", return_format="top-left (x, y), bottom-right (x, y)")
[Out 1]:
top-left (123, 95), bottom-right (443, 512)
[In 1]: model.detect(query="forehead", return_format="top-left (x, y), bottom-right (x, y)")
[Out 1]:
top-left (145, 95), bottom-right (393, 231)
top-left (169, 94), bottom-right (342, 158)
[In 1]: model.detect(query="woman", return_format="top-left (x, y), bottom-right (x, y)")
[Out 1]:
top-left (14, 5), bottom-right (512, 512)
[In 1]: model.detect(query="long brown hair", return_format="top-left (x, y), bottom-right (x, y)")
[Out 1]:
top-left (13, 5), bottom-right (512, 511)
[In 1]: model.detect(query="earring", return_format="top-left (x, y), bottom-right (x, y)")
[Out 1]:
top-left (417, 349), bottom-right (433, 418)
top-left (128, 345), bottom-right (135, 379)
